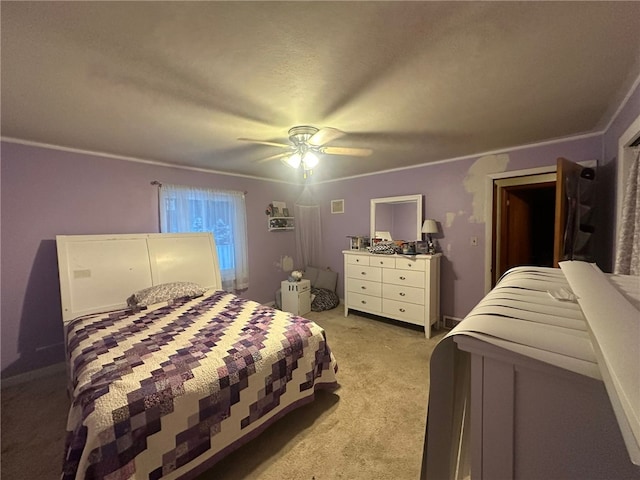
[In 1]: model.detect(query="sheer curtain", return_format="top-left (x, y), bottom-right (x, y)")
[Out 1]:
top-left (295, 187), bottom-right (323, 268)
top-left (615, 149), bottom-right (640, 275)
top-left (159, 184), bottom-right (249, 292)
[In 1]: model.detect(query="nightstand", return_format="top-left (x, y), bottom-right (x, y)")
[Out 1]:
top-left (280, 279), bottom-right (311, 316)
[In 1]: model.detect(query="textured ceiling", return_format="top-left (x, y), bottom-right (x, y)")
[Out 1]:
top-left (2, 2), bottom-right (640, 183)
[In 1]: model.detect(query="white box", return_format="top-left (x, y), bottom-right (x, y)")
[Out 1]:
top-left (281, 279), bottom-right (311, 316)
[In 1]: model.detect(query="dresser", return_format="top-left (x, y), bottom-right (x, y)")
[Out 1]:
top-left (343, 251), bottom-right (441, 338)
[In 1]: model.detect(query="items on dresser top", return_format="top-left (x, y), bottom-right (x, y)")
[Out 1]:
top-left (347, 235), bottom-right (369, 250)
top-left (367, 240), bottom-right (396, 254)
top-left (343, 250), bottom-right (441, 338)
top-left (365, 240), bottom-right (420, 255)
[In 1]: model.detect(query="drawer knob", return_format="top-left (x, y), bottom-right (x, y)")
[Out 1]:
top-left (361, 286), bottom-right (367, 290)
top-left (361, 271), bottom-right (366, 275)
top-left (399, 308), bottom-right (406, 312)
top-left (399, 292), bottom-right (406, 296)
top-left (399, 276), bottom-right (406, 280)
top-left (407, 264), bottom-right (413, 267)
top-left (361, 300), bottom-right (367, 304)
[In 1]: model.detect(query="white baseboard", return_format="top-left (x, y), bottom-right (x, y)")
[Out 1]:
top-left (1, 361), bottom-right (67, 389)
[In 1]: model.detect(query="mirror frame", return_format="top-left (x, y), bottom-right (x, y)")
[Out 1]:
top-left (370, 194), bottom-right (423, 242)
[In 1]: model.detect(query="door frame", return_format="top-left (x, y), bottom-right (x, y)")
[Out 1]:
top-left (483, 161), bottom-right (596, 294)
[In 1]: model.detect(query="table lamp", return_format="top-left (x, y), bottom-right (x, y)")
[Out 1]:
top-left (422, 219), bottom-right (438, 254)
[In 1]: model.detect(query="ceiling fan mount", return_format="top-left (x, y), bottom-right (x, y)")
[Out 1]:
top-left (287, 125), bottom-right (319, 146)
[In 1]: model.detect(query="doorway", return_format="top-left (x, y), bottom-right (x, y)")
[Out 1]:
top-left (485, 159), bottom-right (595, 292)
top-left (492, 173), bottom-right (556, 287)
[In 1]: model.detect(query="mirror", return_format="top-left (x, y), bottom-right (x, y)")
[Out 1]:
top-left (370, 194), bottom-right (423, 242)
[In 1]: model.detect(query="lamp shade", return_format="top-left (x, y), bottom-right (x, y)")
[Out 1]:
top-left (285, 152), bottom-right (302, 168)
top-left (421, 219), bottom-right (438, 234)
top-left (302, 151), bottom-right (319, 168)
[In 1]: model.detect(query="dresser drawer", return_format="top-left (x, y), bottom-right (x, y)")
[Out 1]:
top-left (348, 292), bottom-right (382, 312)
top-left (383, 268), bottom-right (425, 288)
top-left (347, 278), bottom-right (382, 297)
top-left (347, 264), bottom-right (382, 282)
top-left (346, 254), bottom-right (370, 266)
top-left (383, 299), bottom-right (425, 326)
top-left (383, 283), bottom-right (424, 305)
top-left (395, 257), bottom-right (425, 271)
top-left (368, 256), bottom-right (396, 268)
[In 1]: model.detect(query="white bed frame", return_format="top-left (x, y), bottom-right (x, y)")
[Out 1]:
top-left (56, 233), bottom-right (222, 324)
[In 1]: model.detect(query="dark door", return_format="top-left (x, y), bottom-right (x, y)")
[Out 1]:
top-left (553, 157), bottom-right (585, 267)
top-left (491, 157), bottom-right (588, 286)
top-left (495, 182), bottom-right (556, 283)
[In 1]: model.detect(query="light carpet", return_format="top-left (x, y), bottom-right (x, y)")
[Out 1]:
top-left (1, 308), bottom-right (445, 480)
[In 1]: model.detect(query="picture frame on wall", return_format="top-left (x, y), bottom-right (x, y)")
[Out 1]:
top-left (331, 199), bottom-right (345, 214)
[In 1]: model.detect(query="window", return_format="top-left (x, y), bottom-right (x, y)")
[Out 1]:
top-left (159, 184), bottom-right (249, 292)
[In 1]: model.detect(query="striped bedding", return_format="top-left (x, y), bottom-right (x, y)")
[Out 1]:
top-left (62, 290), bottom-right (338, 479)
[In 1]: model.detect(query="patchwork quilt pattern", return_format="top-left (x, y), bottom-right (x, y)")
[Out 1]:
top-left (63, 290), bottom-right (338, 479)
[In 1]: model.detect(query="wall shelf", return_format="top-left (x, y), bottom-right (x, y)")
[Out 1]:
top-left (268, 217), bottom-right (295, 231)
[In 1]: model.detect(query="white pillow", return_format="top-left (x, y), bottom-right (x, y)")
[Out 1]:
top-left (127, 282), bottom-right (206, 307)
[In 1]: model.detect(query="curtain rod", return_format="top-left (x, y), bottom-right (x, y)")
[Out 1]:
top-left (150, 181), bottom-right (247, 195)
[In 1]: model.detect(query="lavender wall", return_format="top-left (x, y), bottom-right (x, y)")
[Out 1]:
top-left (0, 143), bottom-right (299, 377)
top-left (312, 135), bottom-right (603, 320)
top-left (2, 80), bottom-right (638, 378)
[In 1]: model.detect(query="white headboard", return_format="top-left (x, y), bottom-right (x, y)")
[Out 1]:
top-left (56, 233), bottom-right (222, 324)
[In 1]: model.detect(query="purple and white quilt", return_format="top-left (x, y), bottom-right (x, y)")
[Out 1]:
top-left (62, 290), bottom-right (338, 479)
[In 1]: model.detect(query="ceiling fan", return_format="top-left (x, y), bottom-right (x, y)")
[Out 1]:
top-left (238, 126), bottom-right (373, 173)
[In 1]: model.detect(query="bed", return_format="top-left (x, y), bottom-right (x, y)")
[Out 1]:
top-left (421, 262), bottom-right (639, 480)
top-left (55, 233), bottom-right (338, 480)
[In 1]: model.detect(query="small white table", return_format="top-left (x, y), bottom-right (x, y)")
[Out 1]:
top-left (281, 279), bottom-right (311, 316)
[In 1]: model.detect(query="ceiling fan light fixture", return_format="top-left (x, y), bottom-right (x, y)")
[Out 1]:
top-left (302, 151), bottom-right (319, 169)
top-left (285, 152), bottom-right (302, 168)
top-left (243, 125), bottom-right (373, 173)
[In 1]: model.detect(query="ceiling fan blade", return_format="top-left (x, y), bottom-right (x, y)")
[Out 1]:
top-left (238, 137), bottom-right (290, 148)
top-left (322, 146), bottom-right (373, 157)
top-left (308, 127), bottom-right (346, 147)
top-left (255, 152), bottom-right (292, 163)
